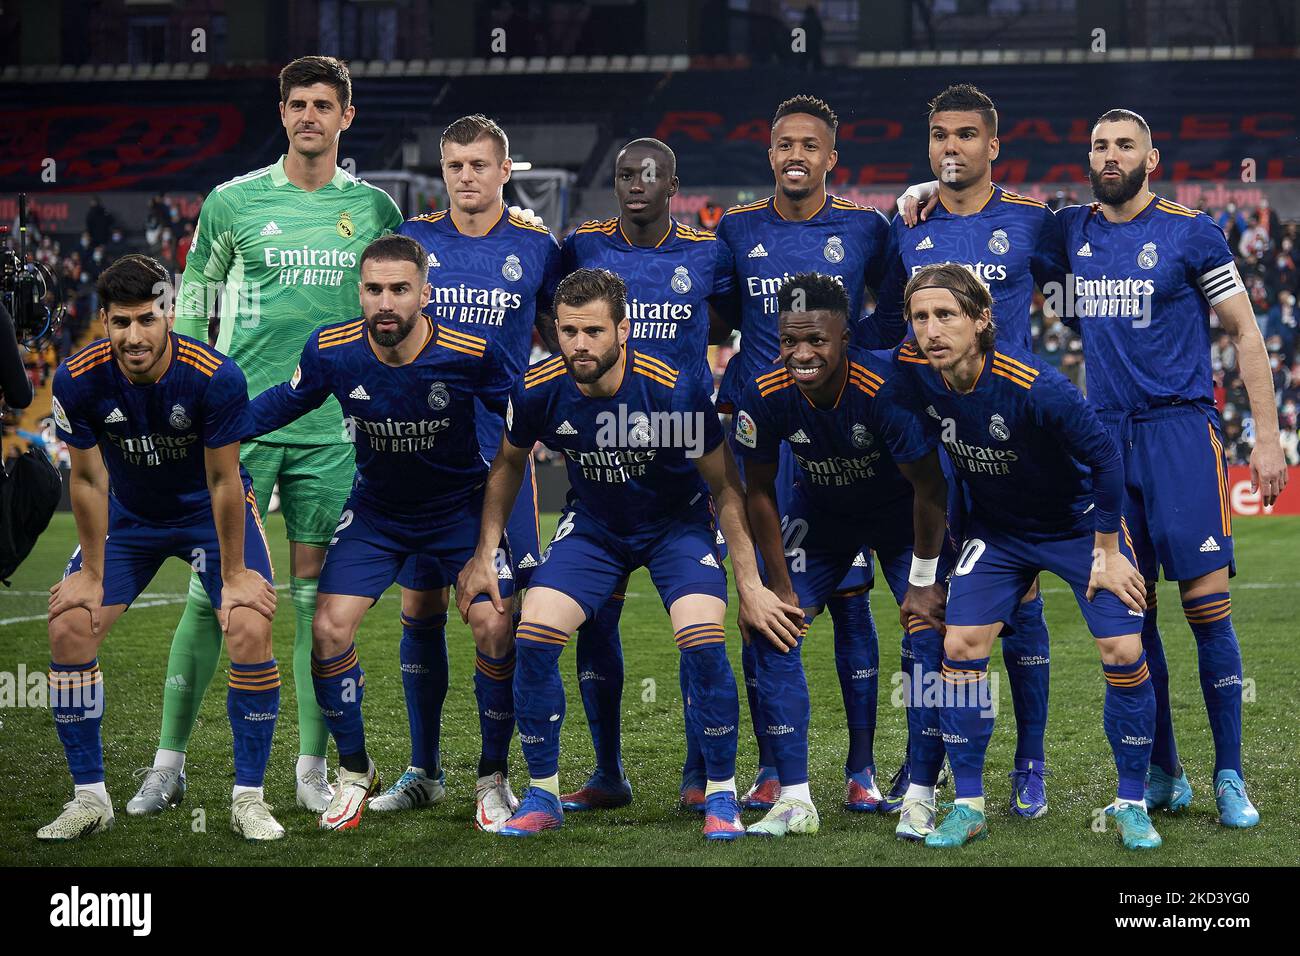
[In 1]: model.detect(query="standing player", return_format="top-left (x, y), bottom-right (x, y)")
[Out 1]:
top-left (732, 273), bottom-right (951, 838)
top-left (896, 263), bottom-right (1160, 851)
top-left (42, 255), bottom-right (282, 841)
top-left (715, 94), bottom-right (903, 811)
top-left (241, 235), bottom-right (519, 831)
top-left (456, 268), bottom-right (804, 839)
top-left (557, 137), bottom-right (736, 812)
top-left (374, 115), bottom-right (563, 817)
top-left (1056, 110), bottom-right (1287, 826)
top-left (878, 85), bottom-right (1068, 818)
top-left (131, 56), bottom-right (404, 817)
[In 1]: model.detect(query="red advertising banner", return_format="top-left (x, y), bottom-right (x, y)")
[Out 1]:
top-left (1227, 466), bottom-right (1300, 516)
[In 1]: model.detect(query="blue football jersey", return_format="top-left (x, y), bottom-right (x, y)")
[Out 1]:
top-left (246, 318), bottom-right (511, 518)
top-left (397, 203), bottom-right (565, 451)
top-left (505, 349), bottom-right (724, 544)
top-left (51, 333), bottom-right (251, 527)
top-left (892, 341), bottom-right (1123, 539)
top-left (715, 194), bottom-right (899, 408)
top-left (731, 346), bottom-right (934, 516)
top-left (1055, 195), bottom-right (1244, 412)
top-left (561, 217), bottom-right (735, 394)
top-left (879, 184), bottom-right (1068, 349)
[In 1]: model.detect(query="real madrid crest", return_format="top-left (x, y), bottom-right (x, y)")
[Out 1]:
top-left (988, 229), bottom-right (1010, 255)
top-left (428, 381), bottom-right (450, 410)
top-left (628, 411), bottom-right (652, 446)
top-left (502, 254), bottom-right (523, 282)
top-left (851, 423), bottom-right (872, 448)
top-left (989, 413), bottom-right (1010, 442)
top-left (823, 235), bottom-right (845, 264)
top-left (1137, 242), bottom-right (1159, 270)
top-left (671, 265), bottom-right (692, 294)
top-left (336, 211), bottom-right (354, 239)
top-left (169, 403), bottom-right (192, 430)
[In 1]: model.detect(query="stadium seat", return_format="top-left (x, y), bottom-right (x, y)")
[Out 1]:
top-left (384, 61), bottom-right (407, 76)
top-left (424, 58), bottom-right (445, 75)
top-left (467, 59), bottom-right (489, 75)
top-left (191, 62), bottom-right (209, 78)
top-left (588, 55), bottom-right (609, 71)
top-left (406, 58), bottom-right (428, 74)
top-left (609, 55), bottom-right (629, 71)
top-left (567, 55), bottom-right (588, 71)
top-left (56, 64), bottom-right (76, 80)
top-left (74, 64), bottom-right (95, 80)
top-left (525, 56), bottom-right (546, 72)
top-left (546, 56), bottom-right (567, 73)
top-left (669, 54), bottom-right (690, 71)
top-left (648, 54), bottom-right (670, 72)
top-left (445, 59), bottom-right (467, 75)
top-left (628, 55), bottom-right (648, 72)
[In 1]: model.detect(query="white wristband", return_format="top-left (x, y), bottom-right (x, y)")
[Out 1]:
top-left (909, 555), bottom-right (939, 587)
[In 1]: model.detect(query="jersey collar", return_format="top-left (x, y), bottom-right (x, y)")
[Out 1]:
top-left (617, 217), bottom-right (675, 249)
top-left (937, 183), bottom-right (997, 217)
top-left (771, 192), bottom-right (829, 222)
top-left (939, 349), bottom-right (989, 394)
top-left (448, 201), bottom-right (507, 236)
top-left (269, 155), bottom-right (351, 191)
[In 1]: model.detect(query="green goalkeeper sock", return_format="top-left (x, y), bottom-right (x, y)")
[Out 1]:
top-left (292, 576), bottom-right (330, 759)
top-left (158, 574), bottom-right (225, 752)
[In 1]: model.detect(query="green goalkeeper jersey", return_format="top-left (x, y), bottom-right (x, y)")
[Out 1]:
top-left (176, 155), bottom-right (404, 445)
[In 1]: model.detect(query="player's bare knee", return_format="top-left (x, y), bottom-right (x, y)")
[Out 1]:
top-left (1097, 633), bottom-right (1143, 666)
top-left (943, 624), bottom-right (996, 661)
top-left (47, 611), bottom-right (97, 663)
top-left (224, 608), bottom-right (274, 663)
top-left (402, 586), bottom-right (449, 619)
top-left (312, 602), bottom-right (358, 657)
top-left (469, 601), bottom-right (513, 657)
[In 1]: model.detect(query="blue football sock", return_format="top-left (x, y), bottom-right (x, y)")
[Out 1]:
top-left (908, 622), bottom-right (946, 786)
top-left (226, 659), bottom-right (280, 788)
top-left (1141, 592), bottom-right (1181, 776)
top-left (311, 643), bottom-right (367, 770)
top-left (1103, 652), bottom-right (1155, 802)
top-left (741, 636), bottom-right (775, 767)
top-left (827, 590), bottom-right (878, 774)
top-left (474, 647), bottom-right (516, 777)
top-left (514, 622), bottom-right (569, 779)
top-left (749, 618), bottom-right (812, 786)
top-left (1004, 594), bottom-right (1050, 764)
top-left (679, 656), bottom-right (706, 780)
top-left (575, 594), bottom-right (625, 778)
top-left (1183, 593), bottom-right (1244, 776)
top-left (677, 624), bottom-right (739, 783)
top-left (399, 612), bottom-right (448, 773)
top-left (49, 660), bottom-right (105, 785)
top-left (941, 656), bottom-right (994, 800)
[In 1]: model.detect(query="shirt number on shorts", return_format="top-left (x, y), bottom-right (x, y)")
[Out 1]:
top-left (552, 511), bottom-right (576, 544)
top-left (953, 538), bottom-right (986, 577)
top-left (330, 509), bottom-right (354, 547)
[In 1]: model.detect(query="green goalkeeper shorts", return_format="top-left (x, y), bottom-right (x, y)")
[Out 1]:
top-left (241, 440), bottom-right (356, 547)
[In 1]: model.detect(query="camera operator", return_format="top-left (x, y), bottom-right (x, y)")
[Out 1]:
top-left (0, 299), bottom-right (33, 410)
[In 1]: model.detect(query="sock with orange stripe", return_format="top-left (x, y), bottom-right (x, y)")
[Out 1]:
top-left (1102, 652), bottom-right (1155, 802)
top-left (514, 622), bottom-right (569, 778)
top-left (1183, 593), bottom-right (1244, 775)
top-left (941, 656), bottom-right (994, 800)
top-left (906, 625), bottom-right (946, 787)
top-left (678, 658), bottom-right (707, 781)
top-left (49, 660), bottom-right (105, 785)
top-left (227, 660), bottom-right (280, 788)
top-left (400, 612), bottom-right (448, 774)
top-left (678, 624), bottom-right (740, 784)
top-left (474, 648), bottom-right (516, 777)
top-left (312, 643), bottom-right (367, 772)
top-left (1140, 593), bottom-right (1182, 775)
top-left (750, 618), bottom-right (811, 786)
top-left (827, 591), bottom-right (878, 774)
top-left (574, 595), bottom-right (626, 778)
top-left (1004, 594), bottom-right (1050, 764)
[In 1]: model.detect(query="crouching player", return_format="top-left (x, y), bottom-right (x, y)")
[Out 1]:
top-left (457, 267), bottom-right (804, 839)
top-left (244, 234), bottom-right (520, 831)
top-left (732, 272), bottom-right (952, 839)
top-left (42, 254), bottom-right (281, 840)
top-left (896, 263), bottom-right (1161, 850)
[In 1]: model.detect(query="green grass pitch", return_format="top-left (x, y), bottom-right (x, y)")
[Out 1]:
top-left (2, 512), bottom-right (1296, 866)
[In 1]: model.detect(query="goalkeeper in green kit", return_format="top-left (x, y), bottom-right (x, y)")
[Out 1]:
top-left (128, 56), bottom-right (404, 814)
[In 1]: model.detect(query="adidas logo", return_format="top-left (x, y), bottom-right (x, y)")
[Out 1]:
top-left (517, 553), bottom-right (538, 569)
top-left (556, 420), bottom-right (577, 435)
top-left (498, 563), bottom-right (514, 580)
top-left (748, 243), bottom-right (768, 258)
top-left (260, 221), bottom-right (282, 237)
top-left (1199, 536), bottom-right (1221, 553)
top-left (788, 429), bottom-right (811, 443)
top-left (164, 674), bottom-right (189, 692)
top-left (699, 553), bottom-right (720, 568)
top-left (426, 251), bottom-right (441, 268)
top-left (103, 407), bottom-right (126, 424)
top-left (1076, 242), bottom-right (1092, 257)
top-left (852, 552), bottom-right (870, 568)
top-left (349, 385), bottom-right (371, 400)
top-left (915, 235), bottom-right (934, 251)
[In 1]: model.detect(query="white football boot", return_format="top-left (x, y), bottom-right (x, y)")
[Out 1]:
top-left (747, 796), bottom-right (820, 837)
top-left (296, 764), bottom-right (334, 813)
top-left (38, 790), bottom-right (115, 840)
top-left (231, 792), bottom-right (286, 841)
top-left (474, 771), bottom-right (520, 832)
top-left (319, 759), bottom-right (380, 831)
top-left (369, 767), bottom-right (447, 812)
